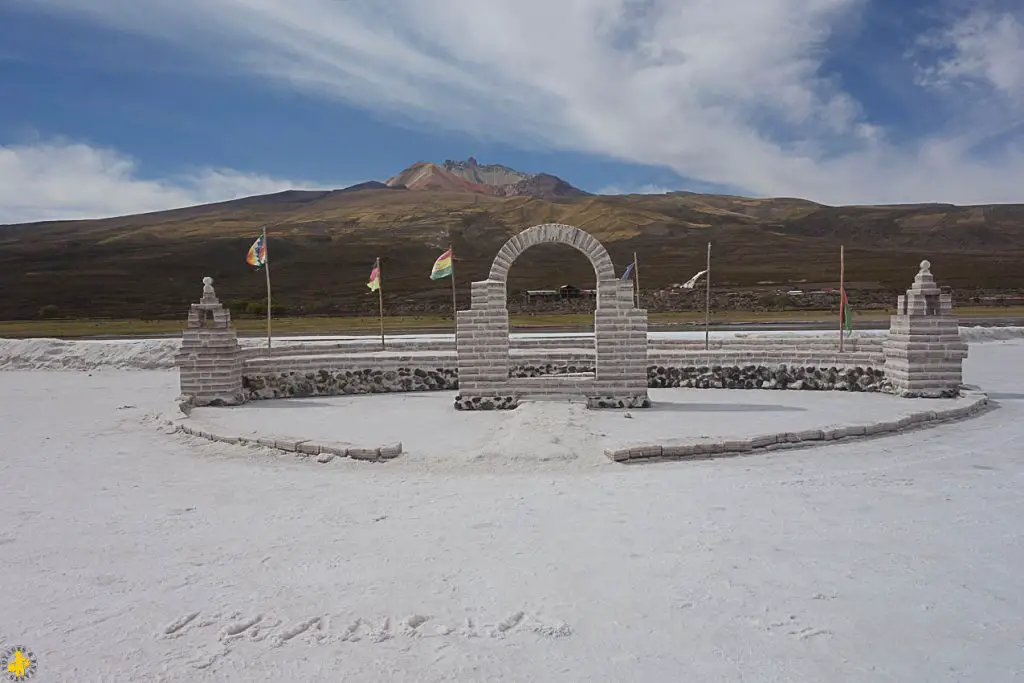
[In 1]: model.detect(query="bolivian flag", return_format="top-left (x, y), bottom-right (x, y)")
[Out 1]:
top-left (367, 259), bottom-right (381, 291)
top-left (430, 248), bottom-right (453, 280)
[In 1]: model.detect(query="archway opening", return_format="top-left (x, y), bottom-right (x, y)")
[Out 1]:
top-left (505, 241), bottom-right (608, 381)
top-left (506, 241), bottom-right (601, 332)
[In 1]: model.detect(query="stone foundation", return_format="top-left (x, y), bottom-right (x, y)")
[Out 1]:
top-left (587, 395), bottom-right (653, 409)
top-left (453, 395), bottom-right (518, 411)
top-left (241, 361), bottom-right (887, 401)
top-left (244, 367), bottom-right (458, 400)
top-left (648, 364), bottom-right (885, 391)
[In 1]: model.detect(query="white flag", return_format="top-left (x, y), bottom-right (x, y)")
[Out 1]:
top-left (682, 269), bottom-right (708, 289)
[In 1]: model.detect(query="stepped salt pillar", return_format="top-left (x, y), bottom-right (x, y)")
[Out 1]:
top-left (882, 260), bottom-right (968, 398)
top-left (174, 277), bottom-right (245, 406)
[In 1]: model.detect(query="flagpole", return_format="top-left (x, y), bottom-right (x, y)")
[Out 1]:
top-left (839, 244), bottom-right (845, 353)
top-left (704, 241), bottom-right (712, 351)
top-left (632, 252), bottom-right (640, 308)
top-left (449, 244), bottom-right (458, 335)
top-left (263, 226), bottom-right (272, 351)
top-left (376, 257), bottom-right (385, 350)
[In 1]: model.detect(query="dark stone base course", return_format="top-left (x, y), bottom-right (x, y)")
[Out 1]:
top-left (586, 396), bottom-right (652, 409)
top-left (243, 367), bottom-right (458, 400)
top-left (510, 364), bottom-right (594, 378)
top-left (242, 363), bottom-right (889, 402)
top-left (648, 364), bottom-right (885, 391)
top-left (452, 395), bottom-right (653, 410)
top-left (890, 387), bottom-right (961, 399)
top-left (454, 395), bottom-right (518, 411)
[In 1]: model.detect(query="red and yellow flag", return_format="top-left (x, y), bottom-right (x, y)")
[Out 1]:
top-left (367, 259), bottom-right (381, 291)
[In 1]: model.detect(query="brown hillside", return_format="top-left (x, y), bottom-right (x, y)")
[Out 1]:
top-left (1, 186), bottom-right (1023, 320)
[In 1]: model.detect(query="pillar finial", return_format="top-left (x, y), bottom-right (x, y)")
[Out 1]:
top-left (201, 276), bottom-right (217, 302)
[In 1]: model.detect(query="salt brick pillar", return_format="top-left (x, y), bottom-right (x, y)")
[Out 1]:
top-left (593, 279), bottom-right (650, 401)
top-left (882, 260), bottom-right (968, 398)
top-left (454, 279), bottom-right (510, 402)
top-left (174, 277), bottom-right (245, 406)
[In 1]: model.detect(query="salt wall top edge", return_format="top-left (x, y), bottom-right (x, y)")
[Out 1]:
top-left (240, 351), bottom-right (884, 373)
top-left (238, 336), bottom-right (885, 359)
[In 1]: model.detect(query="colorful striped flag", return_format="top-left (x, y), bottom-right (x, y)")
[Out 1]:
top-left (430, 248), bottom-right (453, 280)
top-left (367, 259), bottom-right (381, 291)
top-left (840, 287), bottom-right (853, 336)
top-left (245, 234), bottom-right (267, 267)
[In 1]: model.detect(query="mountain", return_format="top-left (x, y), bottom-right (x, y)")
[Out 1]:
top-left (1, 168), bottom-right (1023, 321)
top-left (386, 157), bottom-right (589, 199)
top-left (385, 161), bottom-right (495, 194)
top-left (442, 157), bottom-right (530, 186)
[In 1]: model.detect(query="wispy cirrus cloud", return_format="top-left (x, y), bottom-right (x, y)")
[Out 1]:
top-left (10, 0), bottom-right (1024, 206)
top-left (0, 139), bottom-right (325, 223)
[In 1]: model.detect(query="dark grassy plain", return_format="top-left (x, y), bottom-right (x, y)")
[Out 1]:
top-left (2, 187), bottom-right (1023, 322)
top-left (2, 306), bottom-right (1022, 339)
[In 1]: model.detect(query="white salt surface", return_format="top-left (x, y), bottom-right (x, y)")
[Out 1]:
top-left (182, 388), bottom-right (980, 471)
top-left (1, 341), bottom-right (1023, 681)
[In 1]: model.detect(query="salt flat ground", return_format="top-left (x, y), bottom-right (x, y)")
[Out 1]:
top-left (1, 341), bottom-right (1023, 682)
top-left (186, 388), bottom-right (980, 469)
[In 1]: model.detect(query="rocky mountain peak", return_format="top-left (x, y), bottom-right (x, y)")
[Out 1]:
top-left (388, 158), bottom-right (590, 200)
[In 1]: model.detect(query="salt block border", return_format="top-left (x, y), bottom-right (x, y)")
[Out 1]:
top-left (174, 424), bottom-right (402, 463)
top-left (605, 388), bottom-right (991, 464)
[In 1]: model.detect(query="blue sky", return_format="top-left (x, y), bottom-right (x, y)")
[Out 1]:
top-left (1, 0), bottom-right (1022, 222)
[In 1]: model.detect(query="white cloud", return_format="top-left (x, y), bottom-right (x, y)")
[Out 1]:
top-left (916, 9), bottom-right (1024, 102)
top-left (13, 0), bottom-right (1024, 205)
top-left (0, 140), bottom-right (324, 223)
top-left (597, 184), bottom-right (676, 196)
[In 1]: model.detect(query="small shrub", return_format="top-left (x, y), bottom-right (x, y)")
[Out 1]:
top-left (244, 301), bottom-right (288, 316)
top-left (39, 304), bottom-right (59, 319)
top-left (225, 299), bottom-right (251, 314)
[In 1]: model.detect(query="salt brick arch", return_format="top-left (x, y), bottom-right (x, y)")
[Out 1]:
top-left (487, 223), bottom-right (618, 283)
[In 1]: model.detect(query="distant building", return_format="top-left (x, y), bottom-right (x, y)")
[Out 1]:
top-left (559, 284), bottom-right (581, 299)
top-left (522, 286), bottom-right (596, 302)
top-left (560, 285), bottom-right (596, 299)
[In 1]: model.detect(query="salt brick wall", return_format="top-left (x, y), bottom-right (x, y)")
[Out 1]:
top-left (179, 260), bottom-right (971, 407)
top-left (238, 334), bottom-right (885, 360)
